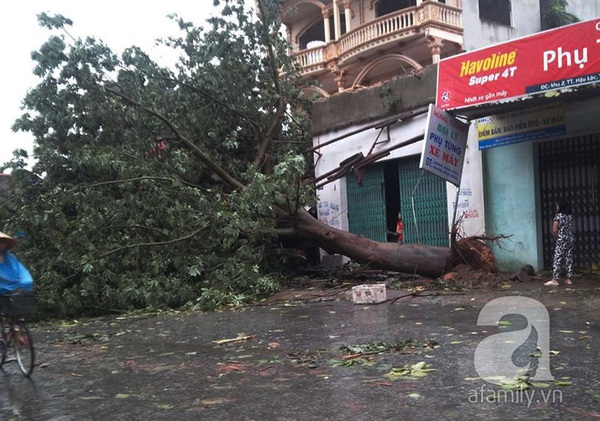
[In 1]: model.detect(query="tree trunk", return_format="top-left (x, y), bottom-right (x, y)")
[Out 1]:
top-left (290, 208), bottom-right (451, 279)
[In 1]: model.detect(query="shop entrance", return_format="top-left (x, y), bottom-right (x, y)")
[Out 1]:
top-left (346, 156), bottom-right (448, 246)
top-left (538, 133), bottom-right (600, 269)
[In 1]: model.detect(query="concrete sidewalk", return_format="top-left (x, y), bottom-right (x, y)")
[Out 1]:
top-left (2, 277), bottom-right (599, 420)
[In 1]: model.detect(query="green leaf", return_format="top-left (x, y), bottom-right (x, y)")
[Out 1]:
top-left (530, 382), bottom-right (551, 388)
top-left (555, 380), bottom-right (572, 386)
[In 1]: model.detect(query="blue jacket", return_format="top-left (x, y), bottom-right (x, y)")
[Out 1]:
top-left (0, 252), bottom-right (33, 294)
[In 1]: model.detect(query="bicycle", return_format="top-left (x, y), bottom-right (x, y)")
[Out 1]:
top-left (0, 291), bottom-right (35, 377)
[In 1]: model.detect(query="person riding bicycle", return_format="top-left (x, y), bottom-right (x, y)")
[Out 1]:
top-left (0, 232), bottom-right (33, 296)
top-left (0, 231), bottom-right (35, 377)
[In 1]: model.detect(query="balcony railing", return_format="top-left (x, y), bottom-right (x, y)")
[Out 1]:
top-left (293, 2), bottom-right (462, 74)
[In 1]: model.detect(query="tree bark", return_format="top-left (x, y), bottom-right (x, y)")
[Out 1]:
top-left (289, 207), bottom-right (451, 279)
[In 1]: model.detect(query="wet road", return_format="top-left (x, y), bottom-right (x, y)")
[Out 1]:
top-left (1, 279), bottom-right (599, 420)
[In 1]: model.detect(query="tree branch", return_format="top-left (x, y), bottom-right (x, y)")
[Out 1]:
top-left (254, 99), bottom-right (286, 172)
top-left (98, 227), bottom-right (206, 258)
top-left (99, 224), bottom-right (174, 238)
top-left (253, 0), bottom-right (287, 172)
top-left (105, 86), bottom-right (246, 190)
top-left (83, 175), bottom-right (201, 190)
top-left (168, 78), bottom-right (261, 130)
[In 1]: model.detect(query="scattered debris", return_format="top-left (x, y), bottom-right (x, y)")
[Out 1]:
top-left (441, 264), bottom-right (512, 289)
top-left (508, 264), bottom-right (547, 282)
top-left (217, 362), bottom-right (247, 374)
top-left (213, 335), bottom-right (255, 345)
top-left (383, 362), bottom-right (436, 380)
top-left (351, 284), bottom-right (386, 304)
top-left (338, 340), bottom-right (438, 356)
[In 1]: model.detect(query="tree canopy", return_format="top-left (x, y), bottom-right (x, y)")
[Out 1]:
top-left (540, 0), bottom-right (580, 30)
top-left (2, 0), bottom-right (316, 316)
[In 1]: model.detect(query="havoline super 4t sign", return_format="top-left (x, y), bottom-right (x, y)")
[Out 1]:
top-left (436, 18), bottom-right (600, 111)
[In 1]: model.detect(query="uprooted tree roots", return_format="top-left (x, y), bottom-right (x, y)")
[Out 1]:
top-left (448, 236), bottom-right (498, 274)
top-left (442, 233), bottom-right (516, 288)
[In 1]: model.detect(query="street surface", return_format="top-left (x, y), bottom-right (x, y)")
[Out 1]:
top-left (1, 277), bottom-right (599, 420)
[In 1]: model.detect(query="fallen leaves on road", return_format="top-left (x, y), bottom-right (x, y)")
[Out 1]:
top-left (338, 339), bottom-right (440, 357)
top-left (383, 361), bottom-right (436, 380)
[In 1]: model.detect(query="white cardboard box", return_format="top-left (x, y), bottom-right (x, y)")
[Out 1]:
top-left (351, 284), bottom-right (387, 304)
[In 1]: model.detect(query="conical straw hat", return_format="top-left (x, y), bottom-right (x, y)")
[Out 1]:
top-left (0, 232), bottom-right (16, 250)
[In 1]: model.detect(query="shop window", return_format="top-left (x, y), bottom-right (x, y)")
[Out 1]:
top-left (479, 0), bottom-right (511, 26)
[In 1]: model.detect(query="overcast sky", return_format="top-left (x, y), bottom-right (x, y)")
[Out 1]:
top-left (0, 1), bottom-right (217, 170)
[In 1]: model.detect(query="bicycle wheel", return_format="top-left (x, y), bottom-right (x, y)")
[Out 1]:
top-left (13, 322), bottom-right (34, 377)
top-left (0, 321), bottom-right (8, 368)
top-left (0, 337), bottom-right (6, 367)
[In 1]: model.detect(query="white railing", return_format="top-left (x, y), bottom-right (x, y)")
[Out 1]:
top-left (436, 4), bottom-right (462, 27)
top-left (293, 2), bottom-right (462, 73)
top-left (338, 9), bottom-right (416, 54)
top-left (295, 45), bottom-right (326, 69)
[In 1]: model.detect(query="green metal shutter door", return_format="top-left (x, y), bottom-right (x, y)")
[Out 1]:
top-left (398, 157), bottom-right (449, 246)
top-left (346, 164), bottom-right (387, 242)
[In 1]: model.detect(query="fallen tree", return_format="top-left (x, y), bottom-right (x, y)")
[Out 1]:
top-left (1, 0), bottom-right (491, 316)
top-left (286, 207), bottom-right (451, 278)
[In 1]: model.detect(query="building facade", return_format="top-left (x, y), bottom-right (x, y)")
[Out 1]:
top-left (280, 0), bottom-right (600, 271)
top-left (279, 0), bottom-right (464, 97)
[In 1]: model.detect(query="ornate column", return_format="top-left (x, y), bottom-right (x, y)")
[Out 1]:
top-left (322, 8), bottom-right (331, 43)
top-left (285, 27), bottom-right (293, 53)
top-left (333, 0), bottom-right (342, 40)
top-left (343, 1), bottom-right (352, 32)
top-left (427, 36), bottom-right (444, 64)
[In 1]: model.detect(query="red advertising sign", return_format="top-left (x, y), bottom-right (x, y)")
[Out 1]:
top-left (436, 19), bottom-right (600, 111)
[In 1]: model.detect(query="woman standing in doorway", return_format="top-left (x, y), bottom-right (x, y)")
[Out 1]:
top-left (545, 200), bottom-right (574, 286)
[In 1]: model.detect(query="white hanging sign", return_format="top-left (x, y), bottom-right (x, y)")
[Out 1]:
top-left (420, 104), bottom-right (469, 186)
